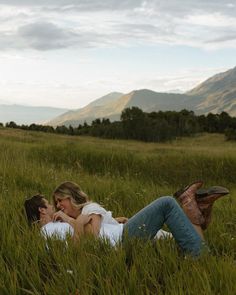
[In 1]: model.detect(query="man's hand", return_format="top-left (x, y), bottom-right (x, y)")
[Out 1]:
top-left (115, 216), bottom-right (128, 224)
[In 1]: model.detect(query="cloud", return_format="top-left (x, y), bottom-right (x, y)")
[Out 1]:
top-left (0, 21), bottom-right (111, 50)
top-left (0, 0), bottom-right (143, 11)
top-left (207, 31), bottom-right (236, 44)
top-left (0, 0), bottom-right (235, 15)
top-left (0, 22), bottom-right (77, 50)
top-left (137, 67), bottom-right (230, 92)
top-left (18, 22), bottom-right (79, 50)
top-left (0, 1), bottom-right (236, 51)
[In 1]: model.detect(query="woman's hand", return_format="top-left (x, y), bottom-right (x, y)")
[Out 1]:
top-left (115, 216), bottom-right (129, 224)
top-left (53, 210), bottom-right (74, 225)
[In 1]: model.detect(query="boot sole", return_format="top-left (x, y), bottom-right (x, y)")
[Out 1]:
top-left (196, 186), bottom-right (229, 198)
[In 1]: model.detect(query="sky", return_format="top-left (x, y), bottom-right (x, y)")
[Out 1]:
top-left (0, 0), bottom-right (236, 109)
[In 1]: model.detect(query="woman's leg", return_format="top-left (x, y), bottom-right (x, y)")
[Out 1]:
top-left (123, 196), bottom-right (204, 256)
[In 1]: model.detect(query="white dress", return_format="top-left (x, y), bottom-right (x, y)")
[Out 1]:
top-left (82, 202), bottom-right (124, 246)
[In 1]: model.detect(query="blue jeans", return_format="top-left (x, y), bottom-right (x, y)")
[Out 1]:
top-left (123, 196), bottom-right (204, 256)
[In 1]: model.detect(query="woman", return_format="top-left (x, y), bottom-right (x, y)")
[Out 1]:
top-left (52, 181), bottom-right (229, 256)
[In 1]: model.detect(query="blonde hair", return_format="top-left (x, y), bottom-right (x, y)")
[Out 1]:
top-left (53, 181), bottom-right (90, 210)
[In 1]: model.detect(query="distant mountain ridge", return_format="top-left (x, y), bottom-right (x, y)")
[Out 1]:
top-left (187, 66), bottom-right (236, 115)
top-left (0, 104), bottom-right (68, 125)
top-left (48, 66), bottom-right (236, 127)
top-left (48, 90), bottom-right (203, 127)
top-left (48, 92), bottom-right (124, 126)
top-left (2, 67), bottom-right (236, 126)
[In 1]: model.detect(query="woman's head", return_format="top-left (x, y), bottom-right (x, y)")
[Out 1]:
top-left (53, 181), bottom-right (89, 217)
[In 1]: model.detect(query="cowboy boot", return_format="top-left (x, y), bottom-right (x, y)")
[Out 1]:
top-left (196, 186), bottom-right (229, 198)
top-left (196, 202), bottom-right (213, 230)
top-left (174, 181), bottom-right (205, 225)
top-left (196, 186), bottom-right (229, 230)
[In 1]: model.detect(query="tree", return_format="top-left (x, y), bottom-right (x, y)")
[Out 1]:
top-left (55, 125), bottom-right (69, 134)
top-left (206, 113), bottom-right (219, 133)
top-left (92, 118), bottom-right (101, 126)
top-left (121, 107), bottom-right (146, 139)
top-left (6, 121), bottom-right (18, 128)
top-left (218, 112), bottom-right (232, 132)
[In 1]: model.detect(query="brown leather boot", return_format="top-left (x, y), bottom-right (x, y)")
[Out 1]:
top-left (196, 203), bottom-right (213, 230)
top-left (174, 181), bottom-right (205, 225)
top-left (196, 186), bottom-right (229, 198)
top-left (196, 186), bottom-right (229, 230)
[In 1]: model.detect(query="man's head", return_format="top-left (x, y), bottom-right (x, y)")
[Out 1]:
top-left (24, 194), bottom-right (54, 226)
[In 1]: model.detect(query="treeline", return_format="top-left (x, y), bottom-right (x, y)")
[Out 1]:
top-left (2, 107), bottom-right (236, 142)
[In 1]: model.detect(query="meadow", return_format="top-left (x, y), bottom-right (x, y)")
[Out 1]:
top-left (0, 128), bottom-right (235, 295)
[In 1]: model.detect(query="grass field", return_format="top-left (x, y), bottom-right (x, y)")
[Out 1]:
top-left (0, 128), bottom-right (235, 294)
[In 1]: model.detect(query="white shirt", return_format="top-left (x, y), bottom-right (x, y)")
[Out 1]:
top-left (82, 202), bottom-right (124, 246)
top-left (81, 202), bottom-right (172, 245)
top-left (41, 222), bottom-right (74, 239)
top-left (40, 205), bottom-right (172, 244)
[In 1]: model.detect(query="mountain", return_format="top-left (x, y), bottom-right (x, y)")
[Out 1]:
top-left (0, 104), bottom-right (68, 125)
top-left (187, 67), bottom-right (236, 115)
top-left (48, 90), bottom-right (201, 127)
top-left (48, 92), bottom-right (124, 126)
top-left (48, 66), bottom-right (236, 127)
top-left (87, 92), bottom-right (124, 107)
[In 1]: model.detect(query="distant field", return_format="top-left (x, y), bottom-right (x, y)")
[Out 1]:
top-left (0, 128), bottom-right (235, 294)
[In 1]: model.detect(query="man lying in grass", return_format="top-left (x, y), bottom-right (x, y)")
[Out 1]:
top-left (24, 195), bottom-right (172, 243)
top-left (24, 181), bottom-right (229, 256)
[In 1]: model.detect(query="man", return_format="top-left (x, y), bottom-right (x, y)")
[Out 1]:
top-left (24, 194), bottom-right (172, 241)
top-left (24, 194), bottom-right (75, 239)
top-left (24, 183), bottom-right (228, 242)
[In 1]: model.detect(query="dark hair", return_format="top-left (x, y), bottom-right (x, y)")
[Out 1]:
top-left (24, 194), bottom-right (46, 226)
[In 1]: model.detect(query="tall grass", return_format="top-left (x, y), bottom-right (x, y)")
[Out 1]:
top-left (0, 129), bottom-right (235, 294)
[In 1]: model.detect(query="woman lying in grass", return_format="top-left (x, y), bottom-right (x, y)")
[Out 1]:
top-left (24, 196), bottom-right (172, 242)
top-left (24, 181), bottom-right (229, 257)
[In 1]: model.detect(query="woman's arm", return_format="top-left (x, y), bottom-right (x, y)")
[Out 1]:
top-left (73, 214), bottom-right (102, 241)
top-left (72, 214), bottom-right (92, 241)
top-left (53, 211), bottom-right (102, 240)
top-left (53, 210), bottom-right (75, 226)
top-left (52, 211), bottom-right (93, 241)
top-left (84, 214), bottom-right (102, 236)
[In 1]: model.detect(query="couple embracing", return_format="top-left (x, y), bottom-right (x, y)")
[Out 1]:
top-left (24, 180), bottom-right (229, 257)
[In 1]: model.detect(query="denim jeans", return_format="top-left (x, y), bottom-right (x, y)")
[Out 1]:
top-left (123, 196), bottom-right (203, 256)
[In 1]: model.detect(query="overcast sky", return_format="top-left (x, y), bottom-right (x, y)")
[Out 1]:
top-left (0, 0), bottom-right (236, 109)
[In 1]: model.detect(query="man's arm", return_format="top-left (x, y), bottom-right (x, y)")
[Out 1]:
top-left (115, 216), bottom-right (128, 224)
